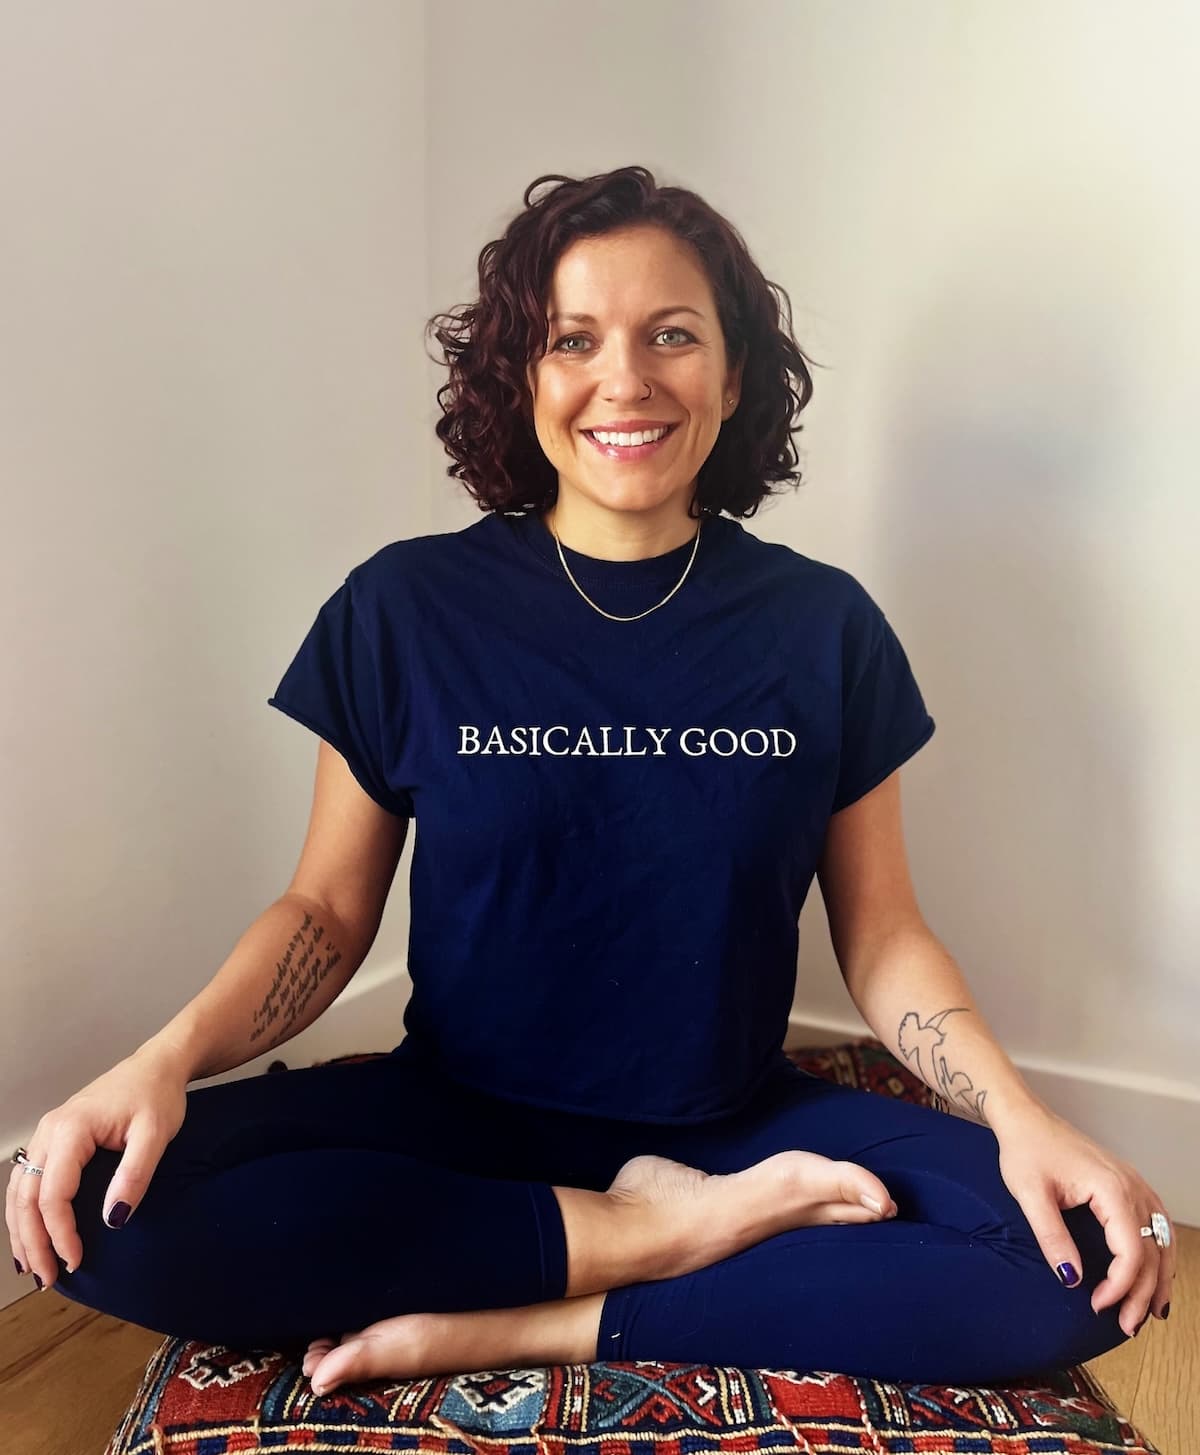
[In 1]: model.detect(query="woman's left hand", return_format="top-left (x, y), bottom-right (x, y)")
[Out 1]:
top-left (992, 1100), bottom-right (1175, 1338)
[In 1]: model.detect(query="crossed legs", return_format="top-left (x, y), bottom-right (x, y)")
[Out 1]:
top-left (50, 1047), bottom-right (1131, 1390)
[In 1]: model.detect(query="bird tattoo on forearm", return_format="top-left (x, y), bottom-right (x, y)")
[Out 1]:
top-left (896, 1007), bottom-right (990, 1125)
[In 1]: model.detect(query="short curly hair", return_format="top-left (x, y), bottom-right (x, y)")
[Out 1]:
top-left (425, 166), bottom-right (821, 520)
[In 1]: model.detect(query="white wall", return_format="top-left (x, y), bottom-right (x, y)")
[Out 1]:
top-left (1, 0), bottom-right (427, 1308)
top-left (3, 0), bottom-right (1196, 1324)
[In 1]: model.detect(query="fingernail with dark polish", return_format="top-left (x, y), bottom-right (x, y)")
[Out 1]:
top-left (32, 1273), bottom-right (43, 1290)
top-left (1056, 1262), bottom-right (1080, 1287)
top-left (106, 1202), bottom-right (131, 1229)
top-left (14, 1257), bottom-right (24, 1275)
top-left (1162, 1303), bottom-right (1170, 1320)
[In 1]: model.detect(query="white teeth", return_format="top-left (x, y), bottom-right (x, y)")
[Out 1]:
top-left (590, 426), bottom-right (669, 447)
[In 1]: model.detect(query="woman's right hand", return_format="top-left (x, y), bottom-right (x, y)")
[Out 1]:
top-left (6, 1043), bottom-right (190, 1293)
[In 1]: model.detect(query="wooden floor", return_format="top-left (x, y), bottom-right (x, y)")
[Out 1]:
top-left (0, 1227), bottom-right (1194, 1455)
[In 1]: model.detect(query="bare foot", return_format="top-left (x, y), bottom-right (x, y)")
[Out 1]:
top-left (604, 1150), bottom-right (898, 1281)
top-left (302, 1292), bottom-right (605, 1395)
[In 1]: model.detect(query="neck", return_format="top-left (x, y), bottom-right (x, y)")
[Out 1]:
top-left (542, 498), bottom-right (701, 563)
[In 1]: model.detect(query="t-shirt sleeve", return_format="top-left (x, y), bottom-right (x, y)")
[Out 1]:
top-left (266, 574), bottom-right (413, 818)
top-left (830, 592), bottom-right (936, 814)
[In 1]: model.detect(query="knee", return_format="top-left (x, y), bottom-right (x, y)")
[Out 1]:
top-left (1011, 1204), bottom-right (1132, 1373)
top-left (1028, 1284), bottom-right (1130, 1376)
top-left (1063, 1202), bottom-right (1135, 1346)
top-left (50, 1153), bottom-right (179, 1337)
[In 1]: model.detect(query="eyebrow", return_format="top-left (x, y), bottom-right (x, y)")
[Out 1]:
top-left (547, 306), bottom-right (705, 325)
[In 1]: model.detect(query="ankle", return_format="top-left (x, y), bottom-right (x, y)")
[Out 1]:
top-left (552, 1185), bottom-right (662, 1297)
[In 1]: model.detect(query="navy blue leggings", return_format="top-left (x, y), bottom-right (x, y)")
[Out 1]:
top-left (53, 1038), bottom-right (1129, 1385)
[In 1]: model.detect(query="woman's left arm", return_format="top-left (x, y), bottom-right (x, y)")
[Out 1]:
top-left (844, 925), bottom-right (1175, 1336)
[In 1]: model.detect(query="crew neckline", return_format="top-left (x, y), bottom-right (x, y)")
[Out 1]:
top-left (507, 507), bottom-right (732, 591)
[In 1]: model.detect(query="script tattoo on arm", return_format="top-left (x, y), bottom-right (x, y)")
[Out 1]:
top-left (896, 1007), bottom-right (990, 1125)
top-left (249, 910), bottom-right (343, 1049)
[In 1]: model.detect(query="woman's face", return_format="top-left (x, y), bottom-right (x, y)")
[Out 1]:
top-left (525, 224), bottom-right (742, 522)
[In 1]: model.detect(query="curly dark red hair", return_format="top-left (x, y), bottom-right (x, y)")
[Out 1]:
top-left (425, 165), bottom-right (822, 520)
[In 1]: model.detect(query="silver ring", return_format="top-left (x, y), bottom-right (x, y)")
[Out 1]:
top-left (11, 1147), bottom-right (45, 1177)
top-left (1139, 1211), bottom-right (1171, 1249)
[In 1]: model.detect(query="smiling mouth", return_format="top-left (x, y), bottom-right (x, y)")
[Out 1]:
top-left (582, 423), bottom-right (677, 437)
top-left (581, 424), bottom-right (679, 457)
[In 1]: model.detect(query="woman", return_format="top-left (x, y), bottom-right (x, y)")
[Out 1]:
top-left (8, 166), bottom-right (1173, 1395)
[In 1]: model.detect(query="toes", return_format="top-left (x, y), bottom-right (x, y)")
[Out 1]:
top-left (767, 1150), bottom-right (895, 1219)
top-left (837, 1164), bottom-right (895, 1217)
top-left (303, 1337), bottom-right (337, 1377)
top-left (311, 1339), bottom-right (367, 1394)
top-left (309, 1316), bottom-right (434, 1394)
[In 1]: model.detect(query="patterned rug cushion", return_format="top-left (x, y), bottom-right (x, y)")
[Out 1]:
top-left (104, 1039), bottom-right (1161, 1455)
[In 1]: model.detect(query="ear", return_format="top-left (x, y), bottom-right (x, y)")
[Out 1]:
top-left (725, 349), bottom-right (746, 410)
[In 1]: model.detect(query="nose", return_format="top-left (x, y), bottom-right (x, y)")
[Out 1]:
top-left (598, 337), bottom-right (661, 404)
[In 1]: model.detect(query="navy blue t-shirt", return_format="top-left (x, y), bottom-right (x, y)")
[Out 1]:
top-left (267, 510), bottom-right (936, 1123)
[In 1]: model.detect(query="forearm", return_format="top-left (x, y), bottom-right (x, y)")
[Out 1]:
top-left (134, 893), bottom-right (366, 1083)
top-left (844, 926), bottom-right (1046, 1134)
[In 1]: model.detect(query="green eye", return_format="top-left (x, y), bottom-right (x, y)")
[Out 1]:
top-left (552, 328), bottom-right (694, 353)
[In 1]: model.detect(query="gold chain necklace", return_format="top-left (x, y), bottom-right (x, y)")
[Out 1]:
top-left (546, 514), bottom-right (704, 622)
